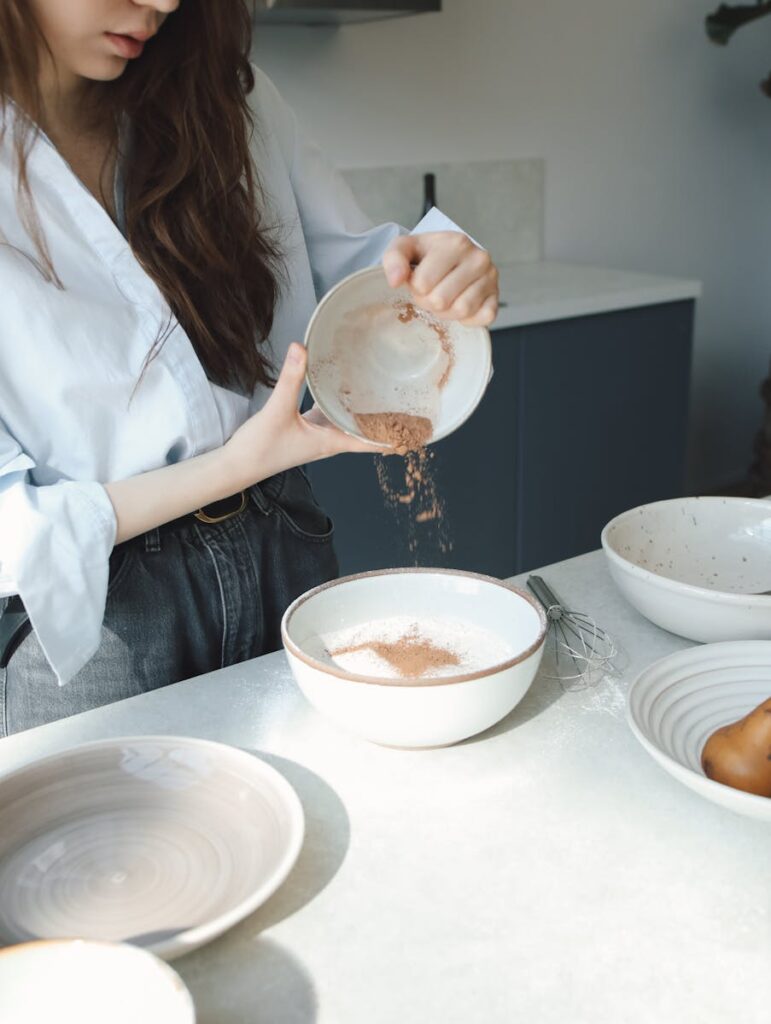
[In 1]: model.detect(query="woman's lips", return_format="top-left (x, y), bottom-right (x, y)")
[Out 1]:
top-left (104, 32), bottom-right (146, 59)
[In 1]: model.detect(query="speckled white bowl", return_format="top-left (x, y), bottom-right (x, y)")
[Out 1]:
top-left (304, 266), bottom-right (492, 447)
top-left (0, 940), bottom-right (195, 1024)
top-left (281, 568), bottom-right (547, 748)
top-left (627, 641), bottom-right (771, 821)
top-left (601, 497), bottom-right (771, 642)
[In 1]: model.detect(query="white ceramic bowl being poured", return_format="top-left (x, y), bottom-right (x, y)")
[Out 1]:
top-left (304, 266), bottom-right (492, 447)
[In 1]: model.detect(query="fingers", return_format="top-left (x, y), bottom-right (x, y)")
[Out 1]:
top-left (424, 262), bottom-right (498, 320)
top-left (461, 293), bottom-right (498, 327)
top-left (410, 232), bottom-right (474, 296)
top-left (382, 237), bottom-right (416, 288)
top-left (382, 232), bottom-right (455, 287)
top-left (383, 232), bottom-right (499, 326)
top-left (264, 342), bottom-right (307, 415)
top-left (450, 275), bottom-right (499, 326)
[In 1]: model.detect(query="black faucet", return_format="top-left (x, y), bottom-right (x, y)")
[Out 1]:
top-left (421, 172), bottom-right (436, 217)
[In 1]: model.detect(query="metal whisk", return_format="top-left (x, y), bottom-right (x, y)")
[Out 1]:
top-left (527, 574), bottom-right (617, 688)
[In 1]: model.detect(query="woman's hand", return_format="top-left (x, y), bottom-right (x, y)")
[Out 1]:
top-left (105, 344), bottom-right (385, 544)
top-left (381, 231), bottom-right (499, 327)
top-left (222, 342), bottom-right (387, 490)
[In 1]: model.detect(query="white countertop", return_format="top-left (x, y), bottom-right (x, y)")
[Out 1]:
top-left (492, 261), bottom-right (702, 330)
top-left (0, 551), bottom-right (768, 1024)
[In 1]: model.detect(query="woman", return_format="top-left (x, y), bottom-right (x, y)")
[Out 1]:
top-left (0, 0), bottom-right (499, 735)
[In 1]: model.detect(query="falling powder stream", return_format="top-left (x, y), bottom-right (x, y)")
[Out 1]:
top-left (347, 300), bottom-right (457, 562)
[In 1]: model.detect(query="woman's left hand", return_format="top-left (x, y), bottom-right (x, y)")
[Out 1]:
top-left (381, 231), bottom-right (499, 327)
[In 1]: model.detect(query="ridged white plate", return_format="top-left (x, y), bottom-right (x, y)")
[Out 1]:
top-left (0, 737), bottom-right (304, 959)
top-left (627, 642), bottom-right (771, 821)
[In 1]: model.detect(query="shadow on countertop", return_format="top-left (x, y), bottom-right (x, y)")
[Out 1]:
top-left (179, 936), bottom-right (318, 1024)
top-left (175, 752), bottom-right (350, 1023)
top-left (459, 667), bottom-right (568, 747)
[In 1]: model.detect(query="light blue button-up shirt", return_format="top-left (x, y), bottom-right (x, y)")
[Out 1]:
top-left (0, 66), bottom-right (461, 685)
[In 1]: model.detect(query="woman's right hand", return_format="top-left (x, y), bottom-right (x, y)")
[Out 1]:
top-left (221, 342), bottom-right (388, 490)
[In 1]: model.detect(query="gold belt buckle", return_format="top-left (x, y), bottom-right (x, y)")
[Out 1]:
top-left (193, 490), bottom-right (248, 524)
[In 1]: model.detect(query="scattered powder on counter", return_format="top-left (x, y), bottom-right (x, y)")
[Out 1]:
top-left (578, 673), bottom-right (627, 717)
top-left (314, 616), bottom-right (517, 680)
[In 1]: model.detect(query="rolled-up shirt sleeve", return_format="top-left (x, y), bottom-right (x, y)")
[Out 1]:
top-left (0, 425), bottom-right (117, 686)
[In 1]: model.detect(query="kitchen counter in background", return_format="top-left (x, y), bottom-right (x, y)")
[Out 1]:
top-left (493, 261), bottom-right (701, 330)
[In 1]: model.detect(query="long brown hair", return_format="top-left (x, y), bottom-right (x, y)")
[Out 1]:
top-left (0, 0), bottom-right (284, 392)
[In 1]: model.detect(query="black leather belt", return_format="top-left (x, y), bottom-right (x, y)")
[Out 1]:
top-left (152, 489), bottom-right (250, 538)
top-left (193, 490), bottom-right (248, 525)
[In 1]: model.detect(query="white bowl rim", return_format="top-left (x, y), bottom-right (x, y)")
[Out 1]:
top-left (281, 566), bottom-right (547, 687)
top-left (0, 938), bottom-right (195, 1014)
top-left (0, 735), bottom-right (305, 959)
top-left (601, 496), bottom-right (771, 607)
top-left (303, 265), bottom-right (493, 447)
top-left (626, 642), bottom-right (771, 813)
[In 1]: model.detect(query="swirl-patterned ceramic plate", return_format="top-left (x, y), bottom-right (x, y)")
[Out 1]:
top-left (628, 641), bottom-right (771, 821)
top-left (0, 737), bottom-right (304, 959)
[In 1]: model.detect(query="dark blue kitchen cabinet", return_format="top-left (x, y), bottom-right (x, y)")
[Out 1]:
top-left (304, 300), bottom-right (694, 576)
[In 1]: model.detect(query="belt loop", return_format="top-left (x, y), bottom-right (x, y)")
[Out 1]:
top-left (144, 527), bottom-right (161, 553)
top-left (249, 483), bottom-right (270, 515)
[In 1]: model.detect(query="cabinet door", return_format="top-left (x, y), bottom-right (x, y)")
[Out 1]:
top-left (303, 324), bottom-right (519, 576)
top-left (513, 300), bottom-right (694, 572)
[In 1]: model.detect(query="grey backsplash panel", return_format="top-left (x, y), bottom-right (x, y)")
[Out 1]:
top-left (339, 158), bottom-right (544, 265)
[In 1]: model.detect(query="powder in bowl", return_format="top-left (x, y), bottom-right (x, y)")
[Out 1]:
top-left (307, 616), bottom-right (518, 680)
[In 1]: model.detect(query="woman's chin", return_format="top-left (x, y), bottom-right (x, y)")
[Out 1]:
top-left (79, 55), bottom-right (130, 82)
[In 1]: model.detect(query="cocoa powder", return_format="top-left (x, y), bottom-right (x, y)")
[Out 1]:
top-left (331, 626), bottom-right (460, 678)
top-left (353, 411), bottom-right (433, 454)
top-left (343, 298), bottom-right (456, 561)
top-left (371, 440), bottom-right (451, 555)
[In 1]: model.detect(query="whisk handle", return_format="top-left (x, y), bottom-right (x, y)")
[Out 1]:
top-left (527, 575), bottom-right (561, 612)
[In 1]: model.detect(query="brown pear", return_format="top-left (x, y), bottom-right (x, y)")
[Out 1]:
top-left (701, 697), bottom-right (771, 798)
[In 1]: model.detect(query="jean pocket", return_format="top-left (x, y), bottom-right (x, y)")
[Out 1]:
top-left (275, 469), bottom-right (335, 543)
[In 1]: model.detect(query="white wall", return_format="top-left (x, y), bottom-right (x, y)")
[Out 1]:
top-left (253, 0), bottom-right (771, 491)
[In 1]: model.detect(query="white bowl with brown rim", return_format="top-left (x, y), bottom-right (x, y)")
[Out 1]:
top-left (304, 266), bottom-right (492, 449)
top-left (281, 568), bottom-right (547, 747)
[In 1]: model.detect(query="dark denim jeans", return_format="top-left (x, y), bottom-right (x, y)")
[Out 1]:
top-left (0, 468), bottom-right (338, 736)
